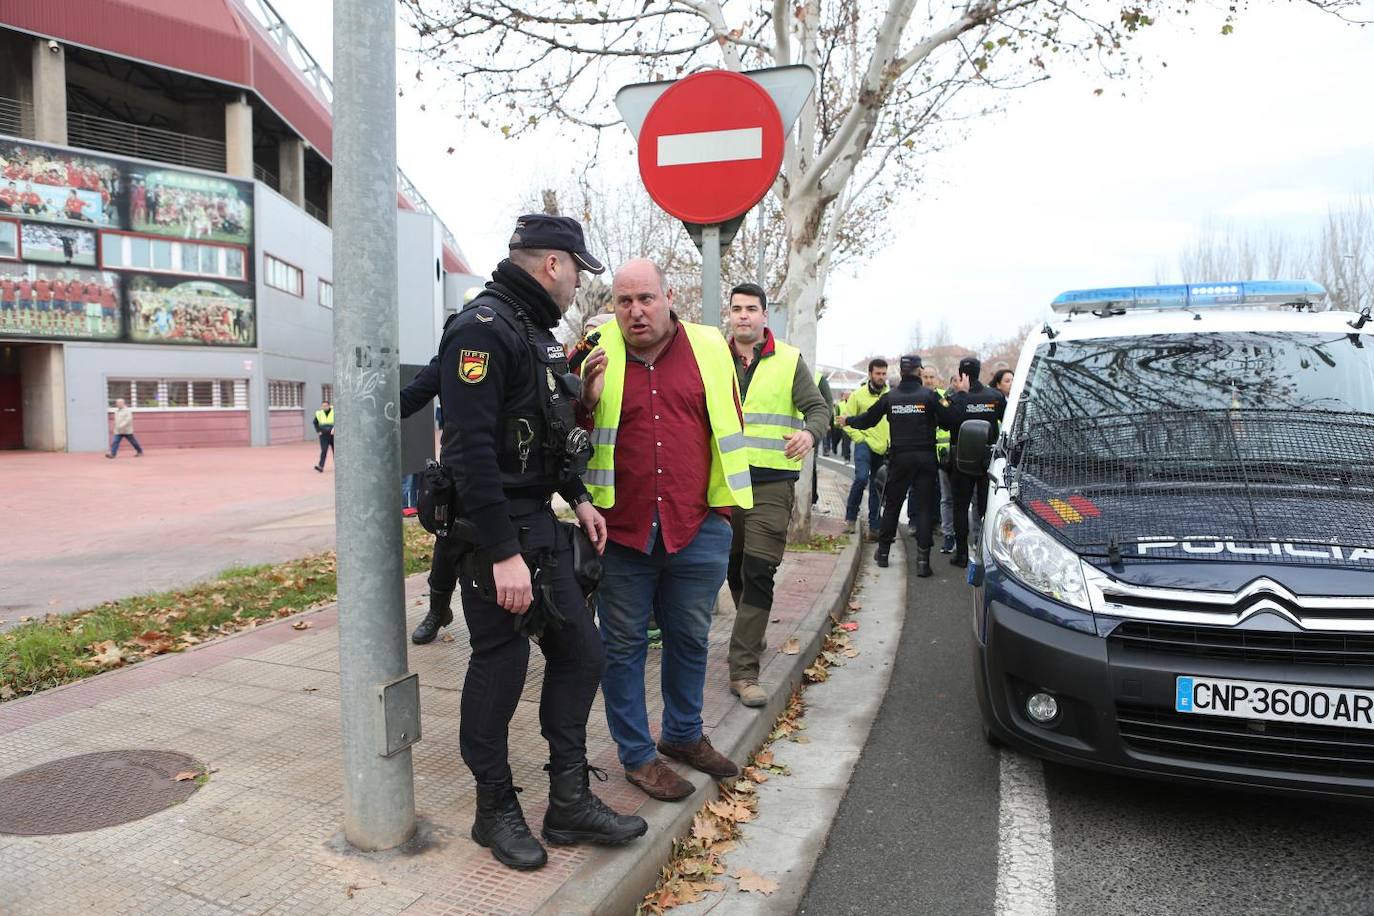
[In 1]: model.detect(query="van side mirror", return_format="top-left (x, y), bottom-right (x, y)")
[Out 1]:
top-left (956, 419), bottom-right (992, 476)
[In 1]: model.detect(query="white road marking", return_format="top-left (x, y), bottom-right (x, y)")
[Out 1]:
top-left (996, 750), bottom-right (1058, 916)
top-left (657, 127), bottom-right (763, 167)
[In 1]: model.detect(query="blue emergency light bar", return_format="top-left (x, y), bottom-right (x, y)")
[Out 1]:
top-left (1050, 280), bottom-right (1326, 315)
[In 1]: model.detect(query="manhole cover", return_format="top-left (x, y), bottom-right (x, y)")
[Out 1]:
top-left (0, 750), bottom-right (204, 836)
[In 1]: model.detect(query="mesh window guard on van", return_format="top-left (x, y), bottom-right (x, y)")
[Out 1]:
top-left (1008, 409), bottom-right (1374, 566)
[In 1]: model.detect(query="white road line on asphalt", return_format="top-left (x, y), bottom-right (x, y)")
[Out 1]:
top-left (995, 750), bottom-right (1058, 916)
top-left (657, 127), bottom-right (763, 166)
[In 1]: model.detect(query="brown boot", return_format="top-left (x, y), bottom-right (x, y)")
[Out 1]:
top-left (657, 735), bottom-right (740, 779)
top-left (730, 680), bottom-right (767, 708)
top-left (625, 757), bottom-right (695, 802)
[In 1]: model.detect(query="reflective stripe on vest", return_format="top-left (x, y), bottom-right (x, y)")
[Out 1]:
top-left (742, 339), bottom-right (804, 471)
top-left (586, 320), bottom-right (753, 510)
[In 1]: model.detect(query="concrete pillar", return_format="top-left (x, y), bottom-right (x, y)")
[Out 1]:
top-left (225, 95), bottom-right (254, 179)
top-left (31, 38), bottom-right (67, 145)
top-left (20, 344), bottom-right (67, 451)
top-left (278, 137), bottom-right (306, 207)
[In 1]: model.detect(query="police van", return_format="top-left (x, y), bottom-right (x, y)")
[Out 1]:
top-left (960, 281), bottom-right (1374, 798)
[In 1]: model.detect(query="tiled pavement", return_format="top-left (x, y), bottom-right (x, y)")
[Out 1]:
top-left (0, 472), bottom-right (855, 916)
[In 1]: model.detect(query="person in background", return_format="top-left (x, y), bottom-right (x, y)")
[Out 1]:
top-left (917, 365), bottom-right (956, 553)
top-left (723, 282), bottom-right (829, 707)
top-left (991, 368), bottom-right (1014, 398)
top-left (106, 398), bottom-right (144, 458)
top-left (841, 359), bottom-right (890, 540)
top-left (313, 399), bottom-right (334, 472)
top-left (945, 357), bottom-right (1007, 567)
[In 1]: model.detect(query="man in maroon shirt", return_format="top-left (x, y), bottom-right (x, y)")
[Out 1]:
top-left (579, 258), bottom-right (751, 802)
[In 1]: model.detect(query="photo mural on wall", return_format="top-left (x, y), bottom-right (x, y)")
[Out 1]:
top-left (0, 137), bottom-right (255, 347)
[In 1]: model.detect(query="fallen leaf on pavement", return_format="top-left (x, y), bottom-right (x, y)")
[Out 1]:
top-left (706, 800), bottom-right (735, 819)
top-left (790, 734), bottom-right (812, 744)
top-left (131, 630), bottom-right (175, 655)
top-left (691, 813), bottom-right (721, 843)
top-left (839, 621), bottom-right (859, 631)
top-left (0, 685), bottom-right (15, 701)
top-left (844, 647), bottom-right (860, 658)
top-left (754, 750), bottom-right (774, 767)
top-left (440, 633), bottom-right (456, 643)
top-left (803, 664), bottom-right (828, 683)
top-left (173, 770), bottom-right (200, 781)
top-left (747, 769), bottom-right (769, 784)
top-left (848, 601), bottom-right (863, 611)
top-left (732, 779), bottom-right (756, 794)
top-left (734, 869), bottom-right (780, 895)
top-left (780, 637), bottom-right (800, 655)
top-left (291, 621), bottom-right (312, 630)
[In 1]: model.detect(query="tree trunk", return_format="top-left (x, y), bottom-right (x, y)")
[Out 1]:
top-left (783, 191), bottom-right (827, 542)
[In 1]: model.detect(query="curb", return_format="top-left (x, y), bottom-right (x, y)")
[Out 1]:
top-left (535, 534), bottom-right (864, 916)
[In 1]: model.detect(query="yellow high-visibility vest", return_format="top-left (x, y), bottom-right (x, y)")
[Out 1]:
top-left (742, 339), bottom-right (805, 472)
top-left (315, 408), bottom-right (334, 428)
top-left (586, 320), bottom-right (753, 510)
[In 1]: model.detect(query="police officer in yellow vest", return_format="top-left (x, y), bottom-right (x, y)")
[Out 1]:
top-left (312, 399), bottom-right (334, 472)
top-left (578, 259), bottom-right (754, 802)
top-left (724, 283), bottom-right (830, 707)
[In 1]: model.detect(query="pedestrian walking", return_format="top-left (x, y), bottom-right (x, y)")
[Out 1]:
top-left (841, 359), bottom-right (890, 540)
top-left (723, 283), bottom-right (829, 707)
top-left (105, 398), bottom-right (143, 458)
top-left (812, 368), bottom-right (833, 508)
top-left (312, 399), bottom-right (334, 472)
top-left (946, 357), bottom-right (1007, 567)
top-left (840, 355), bottom-right (950, 576)
top-left (436, 214), bottom-right (646, 870)
top-left (578, 257), bottom-right (752, 802)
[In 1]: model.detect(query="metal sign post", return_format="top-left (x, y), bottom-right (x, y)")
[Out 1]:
top-left (333, 0), bottom-right (416, 852)
top-left (701, 224), bottom-right (722, 324)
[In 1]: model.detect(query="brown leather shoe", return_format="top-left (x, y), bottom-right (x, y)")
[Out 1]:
top-left (657, 735), bottom-right (740, 779)
top-left (625, 757), bottom-right (694, 802)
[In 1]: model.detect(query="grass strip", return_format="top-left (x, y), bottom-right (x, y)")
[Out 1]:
top-left (0, 521), bottom-right (435, 702)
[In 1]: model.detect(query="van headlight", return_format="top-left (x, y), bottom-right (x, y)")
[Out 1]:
top-left (987, 502), bottom-right (1091, 611)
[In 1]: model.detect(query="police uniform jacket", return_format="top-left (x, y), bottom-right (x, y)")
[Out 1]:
top-left (438, 259), bottom-right (589, 562)
top-left (846, 376), bottom-right (951, 452)
top-left (946, 380), bottom-right (1007, 447)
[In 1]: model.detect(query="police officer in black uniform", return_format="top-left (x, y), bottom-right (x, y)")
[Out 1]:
top-left (438, 215), bottom-right (647, 870)
top-left (399, 312), bottom-right (461, 645)
top-left (840, 354), bottom-right (950, 577)
top-left (946, 356), bottom-right (1007, 568)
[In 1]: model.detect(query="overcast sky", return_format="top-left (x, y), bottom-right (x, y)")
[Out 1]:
top-left (271, 1), bottom-right (1374, 367)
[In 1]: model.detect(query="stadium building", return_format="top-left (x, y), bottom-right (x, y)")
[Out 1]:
top-left (0, 0), bottom-right (477, 452)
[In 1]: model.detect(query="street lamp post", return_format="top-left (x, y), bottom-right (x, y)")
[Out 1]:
top-left (333, 0), bottom-right (417, 851)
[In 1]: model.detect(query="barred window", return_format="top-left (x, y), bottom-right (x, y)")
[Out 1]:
top-left (268, 380), bottom-right (305, 409)
top-left (321, 383), bottom-right (334, 404)
top-left (106, 378), bottom-right (247, 410)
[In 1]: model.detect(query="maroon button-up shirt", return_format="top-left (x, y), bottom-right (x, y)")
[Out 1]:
top-left (589, 321), bottom-right (732, 554)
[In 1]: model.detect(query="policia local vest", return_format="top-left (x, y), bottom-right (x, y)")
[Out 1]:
top-left (587, 320), bottom-right (753, 510)
top-left (742, 339), bottom-right (805, 472)
top-left (314, 408), bottom-right (334, 431)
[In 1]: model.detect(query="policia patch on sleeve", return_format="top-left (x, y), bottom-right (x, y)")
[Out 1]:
top-left (460, 349), bottom-right (490, 384)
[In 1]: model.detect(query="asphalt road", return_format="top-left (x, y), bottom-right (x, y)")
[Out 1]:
top-left (803, 456), bottom-right (1374, 916)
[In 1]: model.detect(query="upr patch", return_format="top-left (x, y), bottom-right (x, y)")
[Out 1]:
top-left (460, 349), bottom-right (489, 384)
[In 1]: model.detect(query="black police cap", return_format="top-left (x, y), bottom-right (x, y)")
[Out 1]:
top-left (508, 214), bottom-right (605, 275)
top-left (899, 353), bottom-right (923, 374)
top-left (958, 356), bottom-right (982, 378)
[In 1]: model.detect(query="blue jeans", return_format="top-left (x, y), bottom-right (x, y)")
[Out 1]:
top-left (845, 442), bottom-right (885, 528)
top-left (598, 513), bottom-right (732, 770)
top-left (109, 433), bottom-right (142, 456)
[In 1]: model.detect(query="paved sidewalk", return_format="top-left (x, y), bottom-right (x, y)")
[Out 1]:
top-left (0, 443), bottom-right (336, 624)
top-left (0, 473), bottom-right (858, 916)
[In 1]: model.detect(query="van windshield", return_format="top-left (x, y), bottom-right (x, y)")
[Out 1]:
top-left (1010, 331), bottom-right (1374, 562)
top-left (1019, 331), bottom-right (1374, 426)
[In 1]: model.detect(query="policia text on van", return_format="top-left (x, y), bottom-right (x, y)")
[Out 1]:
top-left (964, 281), bottom-right (1374, 799)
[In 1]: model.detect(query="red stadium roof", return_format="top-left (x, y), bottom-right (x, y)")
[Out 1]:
top-left (4, 0), bottom-right (471, 273)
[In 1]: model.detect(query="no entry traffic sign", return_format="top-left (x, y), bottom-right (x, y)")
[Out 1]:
top-left (636, 70), bottom-right (785, 226)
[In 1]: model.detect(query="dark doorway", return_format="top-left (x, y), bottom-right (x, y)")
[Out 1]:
top-left (0, 361), bottom-right (21, 449)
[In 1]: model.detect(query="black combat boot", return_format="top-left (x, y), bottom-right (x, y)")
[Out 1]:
top-left (542, 761), bottom-right (648, 846)
top-left (951, 539), bottom-right (969, 568)
top-left (874, 544), bottom-right (890, 568)
top-left (411, 589), bottom-right (453, 645)
top-left (472, 781), bottom-right (547, 870)
top-left (916, 547), bottom-right (933, 578)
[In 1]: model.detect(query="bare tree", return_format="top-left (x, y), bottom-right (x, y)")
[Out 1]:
top-left (405, 0), bottom-right (1363, 528)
